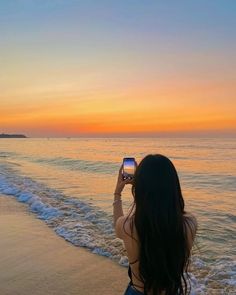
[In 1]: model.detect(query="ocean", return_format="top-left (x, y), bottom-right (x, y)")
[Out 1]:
top-left (0, 137), bottom-right (235, 294)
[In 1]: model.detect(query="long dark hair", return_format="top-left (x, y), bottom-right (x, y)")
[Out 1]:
top-left (127, 154), bottom-right (192, 295)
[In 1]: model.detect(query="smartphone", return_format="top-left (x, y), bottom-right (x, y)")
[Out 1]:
top-left (122, 157), bottom-right (136, 180)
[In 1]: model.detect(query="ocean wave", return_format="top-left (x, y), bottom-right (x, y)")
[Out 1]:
top-left (4, 151), bottom-right (236, 194)
top-left (0, 161), bottom-right (235, 293)
top-left (179, 171), bottom-right (236, 192)
top-left (0, 162), bottom-right (127, 266)
top-left (0, 151), bottom-right (18, 158)
top-left (189, 256), bottom-right (236, 294)
top-left (32, 157), bottom-right (118, 174)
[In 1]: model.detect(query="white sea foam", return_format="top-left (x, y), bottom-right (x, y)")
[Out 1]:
top-left (119, 256), bottom-right (129, 267)
top-left (0, 162), bottom-right (126, 264)
top-left (0, 159), bottom-right (235, 293)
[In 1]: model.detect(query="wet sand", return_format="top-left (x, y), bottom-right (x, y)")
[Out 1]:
top-left (0, 195), bottom-right (128, 295)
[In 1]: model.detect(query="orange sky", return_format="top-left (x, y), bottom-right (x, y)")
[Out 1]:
top-left (1, 2), bottom-right (236, 137)
top-left (1, 73), bottom-right (235, 137)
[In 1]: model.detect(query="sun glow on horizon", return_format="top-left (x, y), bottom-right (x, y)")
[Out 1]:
top-left (1, 1), bottom-right (236, 137)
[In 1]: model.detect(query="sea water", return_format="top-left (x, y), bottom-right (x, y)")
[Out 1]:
top-left (0, 137), bottom-right (235, 294)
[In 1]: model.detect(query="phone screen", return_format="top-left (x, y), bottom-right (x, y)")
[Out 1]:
top-left (122, 158), bottom-right (136, 179)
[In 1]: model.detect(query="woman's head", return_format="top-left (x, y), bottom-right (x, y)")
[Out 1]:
top-left (132, 154), bottom-right (185, 221)
top-left (130, 154), bottom-right (190, 295)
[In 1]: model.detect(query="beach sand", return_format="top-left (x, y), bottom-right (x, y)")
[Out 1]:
top-left (0, 195), bottom-right (128, 295)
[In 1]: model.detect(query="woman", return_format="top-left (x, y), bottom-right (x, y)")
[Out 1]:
top-left (113, 154), bottom-right (197, 295)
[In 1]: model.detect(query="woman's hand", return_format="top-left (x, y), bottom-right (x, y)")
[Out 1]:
top-left (114, 165), bottom-right (133, 195)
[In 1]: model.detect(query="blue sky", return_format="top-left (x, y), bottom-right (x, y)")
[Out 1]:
top-left (1, 1), bottom-right (236, 137)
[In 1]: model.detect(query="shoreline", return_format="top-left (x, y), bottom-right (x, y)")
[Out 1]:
top-left (0, 195), bottom-right (128, 295)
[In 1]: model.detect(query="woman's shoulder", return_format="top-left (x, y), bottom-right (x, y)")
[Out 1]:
top-left (115, 215), bottom-right (136, 240)
top-left (183, 212), bottom-right (198, 249)
top-left (183, 212), bottom-right (198, 230)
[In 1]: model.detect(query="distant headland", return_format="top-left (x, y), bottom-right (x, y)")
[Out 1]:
top-left (0, 133), bottom-right (27, 138)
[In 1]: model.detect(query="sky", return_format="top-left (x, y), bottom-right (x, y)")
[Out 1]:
top-left (1, 0), bottom-right (236, 137)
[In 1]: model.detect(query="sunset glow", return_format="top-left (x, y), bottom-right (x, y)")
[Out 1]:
top-left (1, 1), bottom-right (235, 137)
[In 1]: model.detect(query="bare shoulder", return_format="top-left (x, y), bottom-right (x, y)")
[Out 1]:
top-left (115, 215), bottom-right (134, 240)
top-left (183, 212), bottom-right (198, 249)
top-left (184, 212), bottom-right (198, 230)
